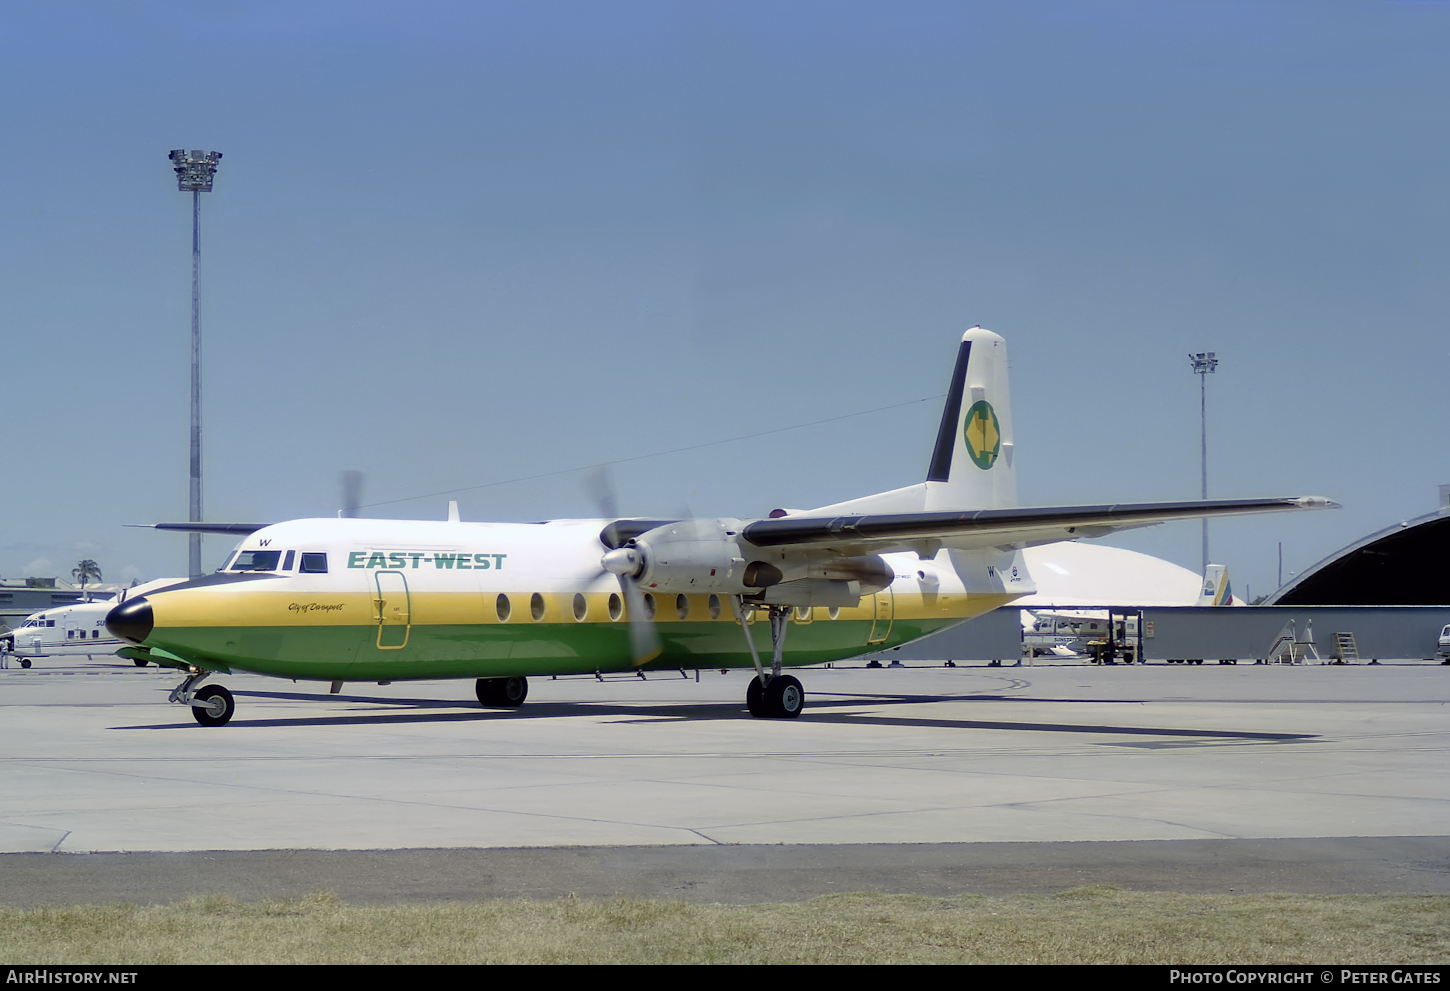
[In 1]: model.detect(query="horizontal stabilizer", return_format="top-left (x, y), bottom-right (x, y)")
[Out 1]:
top-left (128, 522), bottom-right (271, 536)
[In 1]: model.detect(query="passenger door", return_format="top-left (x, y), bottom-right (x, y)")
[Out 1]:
top-left (373, 571), bottom-right (411, 649)
top-left (867, 586), bottom-right (894, 644)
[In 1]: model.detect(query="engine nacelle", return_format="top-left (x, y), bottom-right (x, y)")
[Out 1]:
top-left (601, 519), bottom-right (898, 602)
top-left (628, 519), bottom-right (749, 593)
top-left (601, 519), bottom-right (898, 603)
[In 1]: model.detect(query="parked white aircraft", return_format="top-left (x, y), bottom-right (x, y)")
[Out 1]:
top-left (107, 328), bottom-right (1337, 726)
top-left (3, 601), bottom-right (117, 667)
top-left (3, 578), bottom-right (187, 667)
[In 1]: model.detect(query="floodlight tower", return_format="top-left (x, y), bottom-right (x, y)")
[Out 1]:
top-left (1189, 351), bottom-right (1218, 575)
top-left (170, 150), bottom-right (222, 579)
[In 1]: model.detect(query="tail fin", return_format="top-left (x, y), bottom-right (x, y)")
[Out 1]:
top-left (1197, 564), bottom-right (1235, 606)
top-left (923, 327), bottom-right (1018, 511)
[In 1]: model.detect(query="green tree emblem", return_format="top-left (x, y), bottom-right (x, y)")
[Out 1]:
top-left (962, 400), bottom-right (1001, 469)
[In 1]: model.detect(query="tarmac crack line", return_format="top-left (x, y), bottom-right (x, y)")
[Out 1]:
top-left (0, 760), bottom-right (788, 839)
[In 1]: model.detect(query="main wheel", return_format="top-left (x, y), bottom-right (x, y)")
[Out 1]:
top-left (192, 684), bottom-right (234, 727)
top-left (133, 657), bottom-right (149, 667)
top-left (763, 675), bottom-right (804, 719)
top-left (746, 675), bottom-right (765, 716)
top-left (19, 658), bottom-right (31, 669)
top-left (476, 676), bottom-right (528, 708)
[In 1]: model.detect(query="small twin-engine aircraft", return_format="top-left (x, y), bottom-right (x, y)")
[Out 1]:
top-left (107, 328), bottom-right (1336, 726)
top-left (3, 579), bottom-right (184, 667)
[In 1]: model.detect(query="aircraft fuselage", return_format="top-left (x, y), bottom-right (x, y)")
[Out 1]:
top-left (113, 517), bottom-right (1011, 682)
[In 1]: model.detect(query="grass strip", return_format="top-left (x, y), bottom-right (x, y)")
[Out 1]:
top-left (3, 887), bottom-right (1447, 965)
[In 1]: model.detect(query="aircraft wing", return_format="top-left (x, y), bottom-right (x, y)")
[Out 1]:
top-left (740, 496), bottom-right (1337, 555)
top-left (128, 522), bottom-right (271, 536)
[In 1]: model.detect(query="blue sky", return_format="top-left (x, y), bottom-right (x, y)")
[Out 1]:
top-left (3, 1), bottom-right (1448, 600)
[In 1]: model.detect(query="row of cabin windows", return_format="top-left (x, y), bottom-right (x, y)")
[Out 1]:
top-left (491, 593), bottom-right (840, 624)
top-left (224, 550), bottom-right (328, 574)
top-left (67, 629), bottom-right (101, 639)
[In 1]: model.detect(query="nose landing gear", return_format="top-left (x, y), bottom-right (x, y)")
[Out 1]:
top-left (169, 669), bottom-right (235, 726)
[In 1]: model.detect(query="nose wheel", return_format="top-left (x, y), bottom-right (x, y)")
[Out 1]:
top-left (191, 684), bottom-right (235, 726)
top-left (169, 669), bottom-right (234, 726)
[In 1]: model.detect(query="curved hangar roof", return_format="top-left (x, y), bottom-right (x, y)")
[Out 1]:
top-left (1268, 509), bottom-right (1450, 606)
top-left (1016, 541), bottom-right (1203, 608)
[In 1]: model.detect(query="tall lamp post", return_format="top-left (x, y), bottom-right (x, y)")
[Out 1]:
top-left (1189, 351), bottom-right (1218, 575)
top-left (169, 150), bottom-right (222, 579)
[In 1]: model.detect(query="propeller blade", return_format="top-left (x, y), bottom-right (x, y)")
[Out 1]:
top-left (340, 470), bottom-right (365, 518)
top-left (581, 465), bottom-right (619, 520)
top-left (619, 573), bottom-right (663, 666)
top-left (590, 467), bottom-right (663, 666)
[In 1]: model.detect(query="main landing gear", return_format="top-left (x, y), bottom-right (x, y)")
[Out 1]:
top-left (169, 670), bottom-right (235, 726)
top-left (735, 598), bottom-right (805, 719)
top-left (476, 676), bottom-right (529, 708)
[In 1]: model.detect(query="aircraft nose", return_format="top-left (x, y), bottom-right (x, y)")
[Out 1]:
top-left (106, 597), bottom-right (153, 644)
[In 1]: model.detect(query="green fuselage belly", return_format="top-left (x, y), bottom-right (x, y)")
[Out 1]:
top-left (145, 615), bottom-right (964, 682)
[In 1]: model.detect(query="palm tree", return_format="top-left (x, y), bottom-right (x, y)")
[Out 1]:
top-left (72, 560), bottom-right (102, 591)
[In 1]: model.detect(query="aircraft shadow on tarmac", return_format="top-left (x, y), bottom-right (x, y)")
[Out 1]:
top-left (115, 687), bottom-right (1316, 742)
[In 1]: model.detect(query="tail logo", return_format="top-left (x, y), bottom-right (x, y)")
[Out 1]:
top-left (962, 400), bottom-right (1002, 470)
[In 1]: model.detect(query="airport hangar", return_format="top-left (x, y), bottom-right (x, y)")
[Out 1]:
top-left (878, 490), bottom-right (1450, 666)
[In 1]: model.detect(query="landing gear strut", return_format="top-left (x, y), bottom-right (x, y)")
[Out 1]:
top-left (735, 598), bottom-right (805, 719)
top-left (169, 669), bottom-right (235, 726)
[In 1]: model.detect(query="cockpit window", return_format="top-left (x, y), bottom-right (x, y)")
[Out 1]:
top-left (299, 553), bottom-right (328, 574)
top-left (230, 550), bottom-right (282, 571)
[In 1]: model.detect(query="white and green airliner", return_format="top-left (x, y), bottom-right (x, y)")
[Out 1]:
top-left (107, 329), bottom-right (1336, 726)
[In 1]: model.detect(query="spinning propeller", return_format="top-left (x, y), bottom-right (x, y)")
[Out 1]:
top-left (583, 466), bottom-right (663, 666)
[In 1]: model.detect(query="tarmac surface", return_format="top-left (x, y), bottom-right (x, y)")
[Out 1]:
top-left (2, 658), bottom-right (1447, 904)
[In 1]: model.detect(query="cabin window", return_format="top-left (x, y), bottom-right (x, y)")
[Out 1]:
top-left (608, 593), bottom-right (623, 622)
top-left (708, 595), bottom-right (721, 620)
top-left (827, 607), bottom-right (840, 620)
top-left (300, 553), bottom-right (328, 574)
top-left (496, 593), bottom-right (511, 623)
top-left (572, 593), bottom-right (587, 622)
top-left (230, 550), bottom-right (282, 571)
top-left (675, 594), bottom-right (689, 621)
top-left (530, 593), bottom-right (545, 622)
top-left (281, 550), bottom-right (295, 571)
top-left (641, 593), bottom-right (656, 620)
